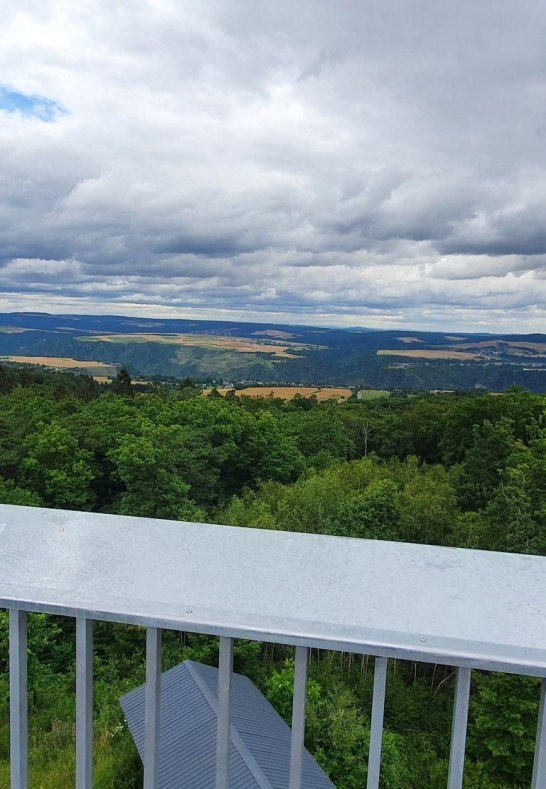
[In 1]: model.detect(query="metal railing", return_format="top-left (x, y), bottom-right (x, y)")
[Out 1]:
top-left (1, 503), bottom-right (546, 788)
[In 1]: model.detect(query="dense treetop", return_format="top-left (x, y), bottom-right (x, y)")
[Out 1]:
top-left (0, 363), bottom-right (545, 786)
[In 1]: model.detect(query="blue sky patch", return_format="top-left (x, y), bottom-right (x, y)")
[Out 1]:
top-left (0, 85), bottom-right (66, 122)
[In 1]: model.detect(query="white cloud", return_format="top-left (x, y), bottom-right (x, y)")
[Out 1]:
top-left (0, 0), bottom-right (545, 331)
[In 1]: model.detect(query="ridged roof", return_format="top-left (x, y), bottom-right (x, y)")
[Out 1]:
top-left (120, 660), bottom-right (334, 788)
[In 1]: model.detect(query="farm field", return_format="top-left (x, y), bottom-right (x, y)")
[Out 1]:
top-left (378, 349), bottom-right (480, 361)
top-left (205, 385), bottom-right (354, 400)
top-left (0, 355), bottom-right (119, 376)
top-left (1, 312), bottom-right (546, 392)
top-left (79, 332), bottom-right (320, 358)
top-left (357, 389), bottom-right (391, 400)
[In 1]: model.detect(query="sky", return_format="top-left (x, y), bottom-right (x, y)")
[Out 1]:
top-left (0, 1), bottom-right (545, 332)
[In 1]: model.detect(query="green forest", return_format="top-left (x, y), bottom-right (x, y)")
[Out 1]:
top-left (0, 364), bottom-right (545, 787)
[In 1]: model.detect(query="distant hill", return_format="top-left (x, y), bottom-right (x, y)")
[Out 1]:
top-left (1, 312), bottom-right (546, 392)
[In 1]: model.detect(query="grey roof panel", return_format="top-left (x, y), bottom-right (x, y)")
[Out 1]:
top-left (191, 662), bottom-right (333, 788)
top-left (120, 660), bottom-right (334, 789)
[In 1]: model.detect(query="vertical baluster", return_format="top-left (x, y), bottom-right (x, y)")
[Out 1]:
top-left (447, 667), bottom-right (471, 789)
top-left (9, 609), bottom-right (28, 789)
top-left (367, 656), bottom-right (388, 789)
top-left (144, 628), bottom-right (162, 789)
top-left (289, 646), bottom-right (309, 789)
top-left (76, 618), bottom-right (93, 789)
top-left (215, 636), bottom-right (234, 789)
top-left (532, 678), bottom-right (546, 788)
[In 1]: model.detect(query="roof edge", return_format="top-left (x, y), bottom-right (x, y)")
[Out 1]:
top-left (185, 660), bottom-right (273, 789)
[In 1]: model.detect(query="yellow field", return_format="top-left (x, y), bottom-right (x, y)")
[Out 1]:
top-left (80, 333), bottom-right (316, 358)
top-left (0, 355), bottom-right (118, 375)
top-left (252, 329), bottom-right (296, 339)
top-left (378, 349), bottom-right (480, 361)
top-left (454, 340), bottom-right (546, 354)
top-left (205, 386), bottom-right (352, 401)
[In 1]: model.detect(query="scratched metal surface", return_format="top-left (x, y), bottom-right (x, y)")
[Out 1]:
top-left (1, 504), bottom-right (546, 674)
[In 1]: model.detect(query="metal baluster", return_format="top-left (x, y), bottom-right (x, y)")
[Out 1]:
top-left (532, 678), bottom-right (546, 788)
top-left (76, 618), bottom-right (93, 789)
top-left (367, 657), bottom-right (388, 789)
top-left (447, 667), bottom-right (471, 789)
top-left (215, 637), bottom-right (234, 789)
top-left (289, 646), bottom-right (309, 789)
top-left (144, 628), bottom-right (162, 789)
top-left (9, 609), bottom-right (28, 789)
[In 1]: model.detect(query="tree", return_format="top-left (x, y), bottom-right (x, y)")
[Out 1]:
top-left (0, 477), bottom-right (42, 506)
top-left (468, 673), bottom-right (539, 785)
top-left (109, 421), bottom-right (207, 519)
top-left (455, 418), bottom-right (515, 510)
top-left (0, 364), bottom-right (12, 394)
top-left (330, 479), bottom-right (401, 539)
top-left (21, 421), bottom-right (95, 508)
top-left (112, 368), bottom-right (134, 397)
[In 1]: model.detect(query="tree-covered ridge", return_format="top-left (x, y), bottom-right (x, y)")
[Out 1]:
top-left (0, 364), bottom-right (545, 786)
top-left (2, 311), bottom-right (546, 392)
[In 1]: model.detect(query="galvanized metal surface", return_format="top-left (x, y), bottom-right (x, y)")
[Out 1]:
top-left (366, 657), bottom-right (388, 789)
top-left (447, 667), bottom-right (471, 789)
top-left (288, 646), bottom-right (308, 789)
top-left (532, 679), bottom-right (546, 788)
top-left (144, 627), bottom-right (162, 789)
top-left (9, 609), bottom-right (28, 789)
top-left (216, 637), bottom-right (234, 789)
top-left (120, 660), bottom-right (334, 789)
top-left (76, 617), bottom-right (93, 789)
top-left (2, 505), bottom-right (546, 674)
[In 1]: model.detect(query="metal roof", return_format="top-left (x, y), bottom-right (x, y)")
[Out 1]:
top-left (1, 504), bottom-right (546, 674)
top-left (120, 660), bottom-right (334, 788)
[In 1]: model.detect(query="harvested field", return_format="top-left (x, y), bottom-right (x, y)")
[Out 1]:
top-left (252, 330), bottom-right (296, 339)
top-left (80, 333), bottom-right (317, 358)
top-left (453, 340), bottom-right (546, 354)
top-left (396, 336), bottom-right (425, 344)
top-left (378, 349), bottom-right (480, 361)
top-left (0, 355), bottom-right (119, 375)
top-left (205, 386), bottom-right (353, 401)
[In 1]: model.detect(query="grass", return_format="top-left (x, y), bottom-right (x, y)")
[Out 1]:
top-left (357, 389), bottom-right (390, 400)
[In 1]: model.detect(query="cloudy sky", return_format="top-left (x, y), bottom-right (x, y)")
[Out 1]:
top-left (1, 1), bottom-right (545, 331)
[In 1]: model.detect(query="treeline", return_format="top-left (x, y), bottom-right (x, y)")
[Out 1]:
top-left (0, 364), bottom-right (545, 786)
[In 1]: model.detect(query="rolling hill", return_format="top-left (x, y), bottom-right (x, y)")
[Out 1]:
top-left (1, 312), bottom-right (546, 392)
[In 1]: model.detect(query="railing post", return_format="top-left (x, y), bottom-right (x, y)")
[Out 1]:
top-left (144, 627), bottom-right (162, 789)
top-left (215, 636), bottom-right (234, 789)
top-left (447, 667), bottom-right (471, 789)
top-left (532, 678), bottom-right (546, 788)
top-left (9, 609), bottom-right (28, 789)
top-left (76, 618), bottom-right (93, 789)
top-left (289, 646), bottom-right (309, 789)
top-left (367, 656), bottom-right (388, 789)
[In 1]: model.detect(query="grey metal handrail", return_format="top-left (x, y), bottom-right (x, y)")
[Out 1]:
top-left (2, 503), bottom-right (546, 788)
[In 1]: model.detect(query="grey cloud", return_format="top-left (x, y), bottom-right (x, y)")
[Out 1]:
top-left (0, 1), bottom-right (545, 331)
